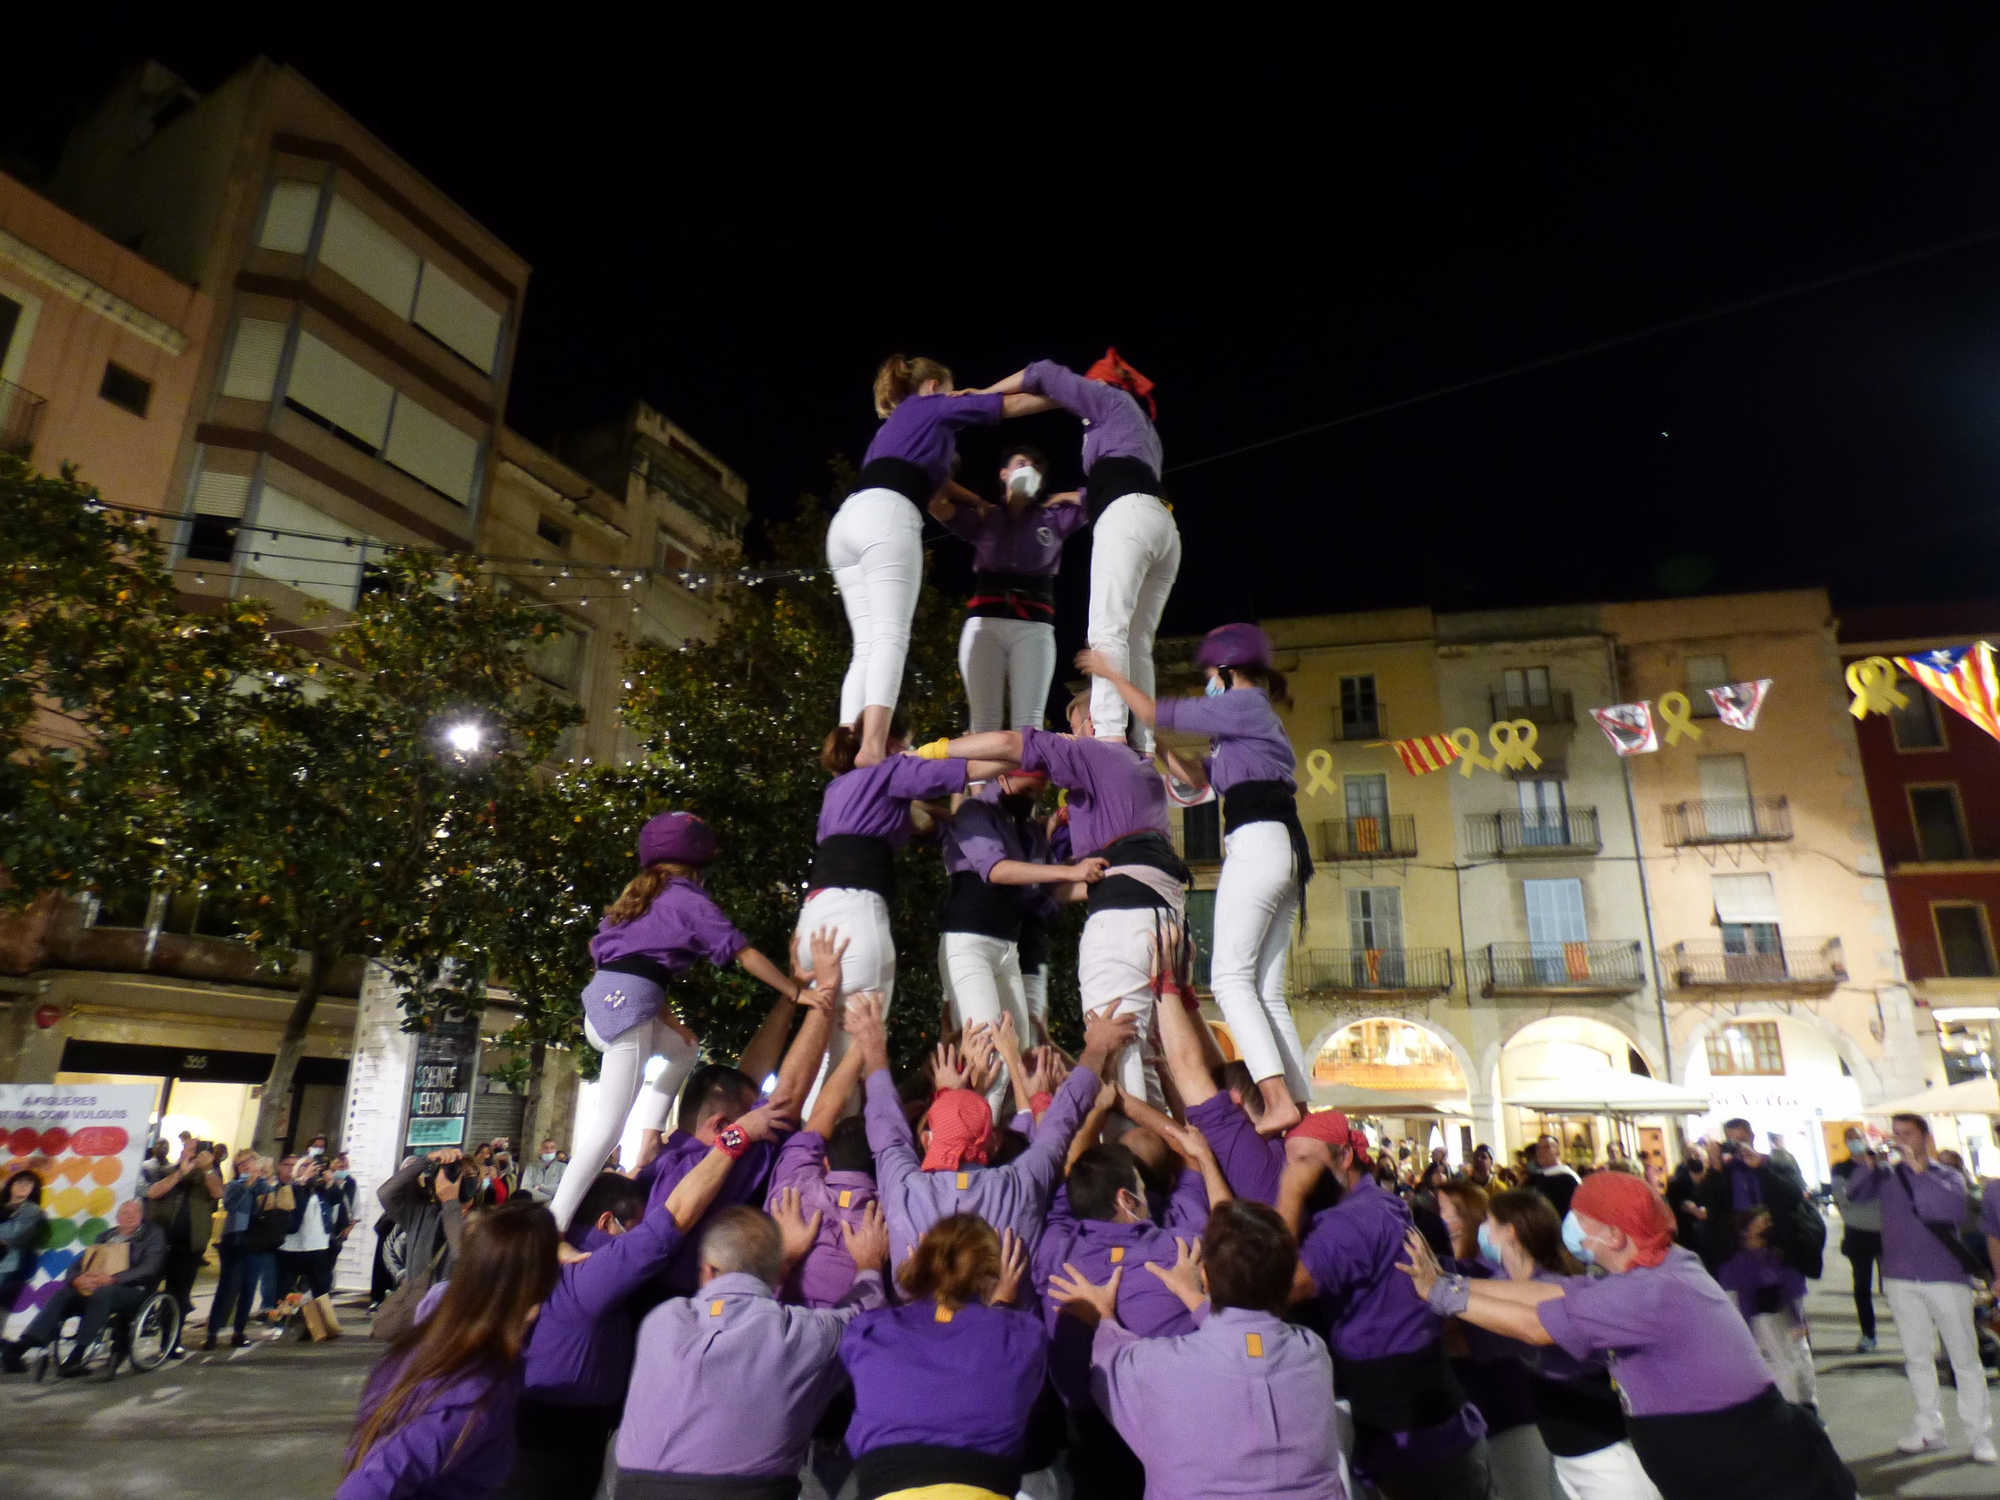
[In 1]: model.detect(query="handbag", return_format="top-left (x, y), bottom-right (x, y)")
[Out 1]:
top-left (1896, 1164), bottom-right (1983, 1276)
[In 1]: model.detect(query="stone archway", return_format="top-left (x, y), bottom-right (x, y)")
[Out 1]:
top-left (1302, 1014), bottom-right (1477, 1102)
top-left (1483, 1013), bottom-right (1673, 1163)
top-left (1674, 1007), bottom-right (1884, 1100)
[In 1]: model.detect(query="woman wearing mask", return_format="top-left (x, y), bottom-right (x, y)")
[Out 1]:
top-left (1400, 1171), bottom-right (1855, 1500)
top-left (0, 1169), bottom-right (46, 1314)
top-left (833, 355), bottom-right (1051, 769)
top-left (1079, 623), bottom-right (1313, 1131)
top-left (204, 1151), bottom-right (275, 1350)
top-left (339, 1202), bottom-right (560, 1500)
top-left (931, 445), bottom-right (1090, 734)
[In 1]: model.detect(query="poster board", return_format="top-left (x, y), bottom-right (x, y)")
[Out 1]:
top-left (406, 1018), bottom-right (481, 1150)
top-left (0, 1084), bottom-right (153, 1337)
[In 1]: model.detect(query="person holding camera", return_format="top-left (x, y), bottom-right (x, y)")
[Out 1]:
top-left (1845, 1112), bottom-right (1993, 1461)
top-left (280, 1153), bottom-right (353, 1302)
top-left (143, 1137), bottom-right (224, 1354)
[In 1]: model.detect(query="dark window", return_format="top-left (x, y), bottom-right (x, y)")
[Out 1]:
top-left (1339, 674), bottom-right (1379, 740)
top-left (1910, 786), bottom-right (1969, 862)
top-left (184, 514), bottom-right (238, 563)
top-left (1890, 681), bottom-right (1945, 750)
top-left (0, 294), bottom-right (20, 369)
top-left (1182, 801), bottom-right (1222, 862)
top-left (1627, 1048), bottom-right (1652, 1078)
top-left (536, 516), bottom-right (570, 549)
top-left (99, 362), bottom-right (152, 417)
top-left (1938, 906), bottom-right (1998, 979)
top-left (284, 397), bottom-right (379, 456)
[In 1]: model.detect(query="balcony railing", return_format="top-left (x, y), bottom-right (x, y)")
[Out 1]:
top-left (1298, 947), bottom-right (1455, 995)
top-left (1336, 707), bottom-right (1383, 742)
top-left (1669, 937), bottom-right (1845, 995)
top-left (1464, 807), bottom-right (1602, 858)
top-left (1480, 940), bottom-right (1646, 996)
top-left (1, 377), bottom-right (46, 456)
top-left (1320, 814), bottom-right (1418, 860)
top-left (1488, 688), bottom-right (1574, 725)
top-left (1662, 796), bottom-right (1792, 846)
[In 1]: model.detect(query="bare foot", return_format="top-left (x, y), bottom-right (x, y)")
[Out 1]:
top-left (1255, 1085), bottom-right (1303, 1136)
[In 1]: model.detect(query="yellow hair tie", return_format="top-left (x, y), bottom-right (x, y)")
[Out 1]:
top-left (916, 738), bottom-right (952, 760)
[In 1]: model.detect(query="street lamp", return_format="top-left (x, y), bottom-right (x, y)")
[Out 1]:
top-left (444, 722), bottom-right (484, 755)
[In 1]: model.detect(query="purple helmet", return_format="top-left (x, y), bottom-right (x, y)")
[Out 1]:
top-left (1194, 623), bottom-right (1274, 673)
top-left (637, 811), bottom-right (717, 868)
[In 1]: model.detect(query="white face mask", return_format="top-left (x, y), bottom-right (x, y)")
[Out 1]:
top-left (541, 1151), bottom-right (557, 1164)
top-left (308, 1146), bottom-right (324, 1157)
top-left (1005, 465), bottom-right (1043, 498)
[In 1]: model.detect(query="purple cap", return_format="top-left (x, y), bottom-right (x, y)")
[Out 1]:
top-left (637, 812), bottom-right (717, 868)
top-left (1194, 623), bottom-right (1274, 672)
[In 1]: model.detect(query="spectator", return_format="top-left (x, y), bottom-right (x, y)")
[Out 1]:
top-left (0, 1200), bottom-right (167, 1374)
top-left (304, 1133), bottom-right (330, 1161)
top-left (205, 1150), bottom-right (275, 1350)
top-left (1526, 1135), bottom-right (1581, 1220)
top-left (1604, 1141), bottom-right (1641, 1176)
top-left (1767, 1134), bottom-right (1805, 1188)
top-left (518, 1140), bottom-right (567, 1205)
top-left (144, 1137), bottom-right (223, 1355)
top-left (0, 1168), bottom-right (47, 1312)
top-left (1665, 1145), bottom-right (1708, 1254)
top-left (1828, 1131), bottom-right (1882, 1353)
top-left (1846, 1112), bottom-right (1992, 1461)
top-left (1465, 1144), bottom-right (1496, 1189)
top-left (280, 1153), bottom-right (351, 1301)
top-left (137, 1138), bottom-right (175, 1188)
top-left (493, 1148), bottom-right (519, 1198)
top-left (1934, 1151), bottom-right (1991, 1277)
top-left (375, 1148), bottom-right (470, 1337)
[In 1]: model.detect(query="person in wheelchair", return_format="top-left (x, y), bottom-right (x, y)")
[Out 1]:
top-left (0, 1200), bottom-right (165, 1374)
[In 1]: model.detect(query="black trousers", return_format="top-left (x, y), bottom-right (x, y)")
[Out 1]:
top-left (20, 1283), bottom-right (150, 1354)
top-left (163, 1241), bottom-right (204, 1324)
top-left (1843, 1230), bottom-right (1882, 1340)
top-left (1067, 1407), bottom-right (1146, 1500)
top-left (1372, 1437), bottom-right (1496, 1500)
top-left (278, 1248), bottom-right (333, 1299)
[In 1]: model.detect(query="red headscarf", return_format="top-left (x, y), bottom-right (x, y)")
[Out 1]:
top-left (1287, 1109), bottom-right (1372, 1168)
top-left (1571, 1169), bottom-right (1676, 1267)
top-left (922, 1089), bottom-right (994, 1172)
top-left (1084, 346), bottom-right (1158, 420)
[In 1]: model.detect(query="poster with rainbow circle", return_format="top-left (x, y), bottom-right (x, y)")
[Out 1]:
top-left (1, 1084), bottom-right (154, 1338)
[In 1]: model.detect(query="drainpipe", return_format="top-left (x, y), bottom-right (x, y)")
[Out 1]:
top-left (1603, 636), bottom-right (1674, 1078)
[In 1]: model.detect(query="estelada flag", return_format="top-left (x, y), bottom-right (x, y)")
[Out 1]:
top-left (1389, 735), bottom-right (1460, 776)
top-left (1709, 679), bottom-right (1772, 731)
top-left (1591, 701), bottom-right (1660, 756)
top-left (1896, 643), bottom-right (2000, 744)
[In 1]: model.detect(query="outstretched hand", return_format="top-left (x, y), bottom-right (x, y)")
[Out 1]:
top-left (841, 1200), bottom-right (890, 1275)
top-left (1397, 1226), bottom-right (1442, 1299)
top-left (1074, 648), bottom-right (1119, 682)
top-left (992, 1227), bottom-right (1030, 1307)
top-left (846, 992), bottom-right (888, 1068)
top-left (1143, 1236), bottom-right (1206, 1313)
top-left (932, 1040), bottom-right (970, 1092)
top-left (773, 1186), bottom-right (824, 1269)
top-left (733, 1099), bottom-right (795, 1144)
top-left (1048, 1260), bottom-right (1123, 1326)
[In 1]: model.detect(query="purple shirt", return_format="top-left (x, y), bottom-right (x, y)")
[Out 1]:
top-left (1982, 1178), bottom-right (2000, 1241)
top-left (617, 1269), bottom-right (884, 1477)
top-left (338, 1360), bottom-right (519, 1500)
top-left (1021, 360), bottom-right (1163, 481)
top-left (1034, 1210), bottom-right (1198, 1410)
top-left (841, 1300), bottom-right (1049, 1457)
top-left (862, 390), bottom-right (1006, 497)
top-left (1537, 1246), bottom-right (1774, 1417)
top-left (940, 780), bottom-right (1027, 881)
top-left (1186, 1093), bottom-right (1285, 1208)
top-left (521, 1207), bottom-right (686, 1407)
top-left (636, 1130), bottom-right (786, 1294)
top-left (864, 1060), bottom-right (1100, 1270)
top-left (588, 879), bottom-right (747, 971)
top-left (1092, 1309), bottom-right (1348, 1500)
top-left (944, 497), bottom-right (1090, 576)
top-left (1158, 1165), bottom-right (1212, 1238)
top-left (817, 757), bottom-right (970, 846)
top-left (1018, 728), bottom-right (1169, 859)
top-left (1155, 688), bottom-right (1297, 796)
top-left (767, 1131), bottom-right (879, 1309)
top-left (1846, 1161), bottom-right (1974, 1283)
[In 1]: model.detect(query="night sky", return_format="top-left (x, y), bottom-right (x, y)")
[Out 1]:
top-left (9, 16), bottom-right (2000, 647)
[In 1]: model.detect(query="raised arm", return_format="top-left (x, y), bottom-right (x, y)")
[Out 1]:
top-left (1154, 974), bottom-right (1219, 1110)
top-left (769, 989), bottom-right (837, 1120)
top-left (971, 370), bottom-right (1028, 396)
top-left (1075, 650), bottom-right (1158, 729)
top-left (806, 1033), bottom-right (871, 1138)
top-left (987, 856), bottom-right (1109, 887)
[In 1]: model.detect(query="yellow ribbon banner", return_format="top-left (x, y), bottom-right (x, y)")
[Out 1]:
top-left (1449, 721), bottom-right (1540, 776)
top-left (1845, 656), bottom-right (1909, 720)
top-left (1656, 690), bottom-right (1703, 746)
top-left (1303, 748), bottom-right (1338, 796)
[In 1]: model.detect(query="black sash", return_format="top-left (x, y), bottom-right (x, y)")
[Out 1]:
top-left (614, 1473), bottom-right (800, 1500)
top-left (1083, 455), bottom-right (1163, 520)
top-left (512, 1395), bottom-right (619, 1455)
top-left (968, 571), bottom-right (1057, 621)
top-left (853, 1443), bottom-right (1021, 1500)
top-left (853, 457), bottom-right (930, 509)
top-left (600, 955), bottom-right (676, 988)
top-left (1625, 1386), bottom-right (1855, 1500)
top-left (1085, 831), bottom-right (1190, 915)
top-left (1221, 780), bottom-right (1315, 893)
top-left (939, 870), bottom-right (1024, 941)
top-left (1018, 914), bottom-right (1049, 976)
top-left (1530, 1371), bottom-right (1626, 1457)
top-left (1332, 1341), bottom-right (1469, 1439)
top-left (809, 835), bottom-right (896, 900)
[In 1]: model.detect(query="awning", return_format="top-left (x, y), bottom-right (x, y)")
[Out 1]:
top-left (1309, 1082), bottom-right (1471, 1118)
top-left (1712, 872), bottom-right (1781, 925)
top-left (1504, 1074), bottom-right (1712, 1116)
top-left (1868, 1076), bottom-right (2000, 1117)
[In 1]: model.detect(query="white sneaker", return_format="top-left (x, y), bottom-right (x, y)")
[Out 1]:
top-left (1973, 1436), bottom-right (1998, 1465)
top-left (1898, 1427), bottom-right (1947, 1454)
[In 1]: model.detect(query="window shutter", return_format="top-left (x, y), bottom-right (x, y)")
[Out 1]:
top-left (245, 487), bottom-right (382, 612)
top-left (1524, 879), bottom-right (1587, 944)
top-left (413, 264), bottom-right (503, 374)
top-left (320, 197), bottom-right (421, 319)
top-left (287, 331), bottom-right (393, 449)
top-left (1697, 754), bottom-right (1751, 801)
top-left (384, 395), bottom-right (480, 504)
top-left (257, 181), bottom-right (321, 254)
top-left (193, 471), bottom-right (250, 518)
top-left (221, 318), bottom-right (289, 401)
top-left (1712, 873), bottom-right (1780, 925)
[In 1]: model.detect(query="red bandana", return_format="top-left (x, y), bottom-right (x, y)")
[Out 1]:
top-left (922, 1089), bottom-right (994, 1172)
top-left (1084, 346), bottom-right (1158, 420)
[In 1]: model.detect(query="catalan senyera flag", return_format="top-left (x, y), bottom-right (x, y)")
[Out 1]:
top-left (1896, 642), bottom-right (2000, 744)
top-left (1387, 734), bottom-right (1461, 776)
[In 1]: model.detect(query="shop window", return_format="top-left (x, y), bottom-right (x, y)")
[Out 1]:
top-left (1936, 904), bottom-right (1998, 980)
top-left (1705, 1020), bottom-right (1784, 1076)
top-left (1909, 785), bottom-right (1970, 862)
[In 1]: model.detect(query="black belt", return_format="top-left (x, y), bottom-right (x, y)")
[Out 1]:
top-left (939, 870), bottom-right (1024, 941)
top-left (1083, 456), bottom-right (1162, 521)
top-left (1018, 914), bottom-right (1049, 975)
top-left (614, 1473), bottom-right (801, 1500)
top-left (968, 570), bottom-right (1057, 621)
top-left (1625, 1386), bottom-right (1856, 1500)
top-left (600, 955), bottom-right (676, 988)
top-left (514, 1395), bottom-right (620, 1454)
top-left (854, 1443), bottom-right (1021, 1500)
top-left (1085, 831), bottom-right (1188, 915)
top-left (853, 457), bottom-right (931, 509)
top-left (1222, 780), bottom-right (1315, 895)
top-left (1333, 1341), bottom-right (1469, 1439)
top-left (1530, 1371), bottom-right (1626, 1457)
top-left (810, 835), bottom-right (897, 900)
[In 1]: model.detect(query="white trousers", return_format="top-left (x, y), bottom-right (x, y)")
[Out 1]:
top-left (1554, 1442), bottom-right (1661, 1500)
top-left (550, 1016), bottom-right (700, 1230)
top-left (1884, 1276), bottom-right (1991, 1437)
top-left (1022, 969), bottom-right (1049, 1034)
top-left (1749, 1307), bottom-right (1818, 1408)
top-left (940, 931), bottom-right (1031, 1118)
top-left (1209, 821), bottom-right (1309, 1099)
top-left (1487, 1422), bottom-right (1554, 1500)
top-left (828, 488), bottom-right (923, 724)
top-left (959, 615), bottom-right (1058, 732)
top-left (1086, 494), bottom-right (1181, 751)
top-left (794, 886), bottom-right (897, 1114)
top-left (1078, 906), bottom-right (1166, 1106)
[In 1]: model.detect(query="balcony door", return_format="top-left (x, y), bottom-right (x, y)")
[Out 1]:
top-left (1524, 877), bottom-right (1588, 983)
top-left (1348, 886), bottom-right (1405, 986)
top-left (1345, 774), bottom-right (1390, 853)
top-left (1713, 872), bottom-right (1784, 980)
top-left (1503, 667), bottom-right (1552, 712)
top-left (1518, 778), bottom-right (1568, 847)
top-left (1698, 753), bottom-right (1754, 837)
